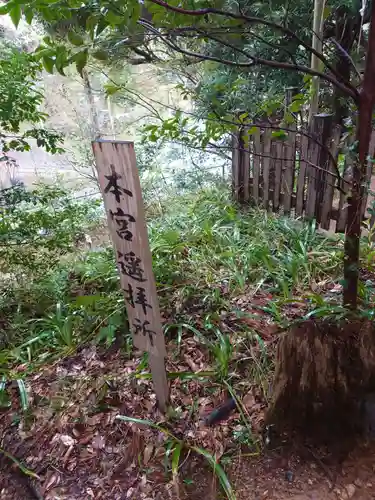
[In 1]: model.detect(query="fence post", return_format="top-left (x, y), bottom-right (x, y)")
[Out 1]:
top-left (262, 128), bottom-right (272, 210)
top-left (314, 114), bottom-right (333, 224)
top-left (231, 131), bottom-right (240, 201)
top-left (242, 128), bottom-right (250, 203)
top-left (252, 127), bottom-right (261, 204)
top-left (361, 130), bottom-right (375, 220)
top-left (305, 114), bottom-right (331, 220)
top-left (283, 87), bottom-right (298, 214)
top-left (320, 124), bottom-right (341, 229)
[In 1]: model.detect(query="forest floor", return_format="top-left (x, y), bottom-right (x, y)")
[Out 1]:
top-left (2, 189), bottom-right (375, 500)
top-left (2, 305), bottom-right (375, 500)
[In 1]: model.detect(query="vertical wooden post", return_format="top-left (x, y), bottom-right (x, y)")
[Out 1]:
top-left (305, 114), bottom-right (326, 219)
top-left (92, 140), bottom-right (169, 412)
top-left (320, 125), bottom-right (341, 229)
top-left (253, 127), bottom-right (261, 204)
top-left (242, 128), bottom-right (250, 203)
top-left (314, 114), bottom-right (333, 224)
top-left (232, 132), bottom-right (240, 202)
top-left (262, 128), bottom-right (272, 210)
top-left (283, 88), bottom-right (298, 214)
top-left (237, 128), bottom-right (246, 204)
top-left (273, 140), bottom-right (283, 212)
top-left (336, 153), bottom-right (354, 233)
top-left (361, 130), bottom-right (375, 219)
top-left (295, 132), bottom-right (309, 217)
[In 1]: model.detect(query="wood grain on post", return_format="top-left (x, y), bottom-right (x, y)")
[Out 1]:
top-left (242, 128), bottom-right (250, 203)
top-left (361, 130), bottom-right (375, 219)
top-left (283, 88), bottom-right (298, 214)
top-left (253, 128), bottom-right (261, 204)
top-left (237, 129), bottom-right (245, 204)
top-left (295, 133), bottom-right (309, 217)
top-left (262, 128), bottom-right (272, 210)
top-left (336, 154), bottom-right (353, 233)
top-left (231, 133), bottom-right (239, 201)
top-left (273, 140), bottom-right (283, 212)
top-left (92, 140), bottom-right (169, 412)
top-left (320, 125), bottom-right (341, 229)
top-left (314, 114), bottom-right (333, 224)
top-left (305, 115), bottom-right (325, 219)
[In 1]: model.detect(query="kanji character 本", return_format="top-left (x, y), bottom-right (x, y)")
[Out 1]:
top-left (104, 164), bottom-right (133, 203)
top-left (133, 319), bottom-right (156, 346)
top-left (117, 251), bottom-right (146, 282)
top-left (109, 208), bottom-right (135, 241)
top-left (123, 283), bottom-right (135, 308)
top-left (135, 287), bottom-right (152, 315)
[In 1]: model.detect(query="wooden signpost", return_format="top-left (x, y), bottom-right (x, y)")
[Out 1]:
top-left (92, 140), bottom-right (169, 412)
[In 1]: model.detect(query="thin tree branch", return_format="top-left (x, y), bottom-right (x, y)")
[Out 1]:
top-left (140, 21), bottom-right (358, 100)
top-left (147, 0), bottom-right (358, 95)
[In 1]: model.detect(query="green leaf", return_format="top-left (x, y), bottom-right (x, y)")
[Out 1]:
top-left (42, 56), bottom-right (54, 74)
top-left (323, 5), bottom-right (331, 20)
top-left (9, 4), bottom-right (21, 28)
top-left (16, 379), bottom-right (28, 411)
top-left (289, 100), bottom-right (303, 113)
top-left (248, 126), bottom-right (259, 135)
top-left (271, 130), bottom-right (288, 140)
top-left (171, 442), bottom-right (182, 477)
top-left (0, 448), bottom-right (41, 480)
top-left (104, 83), bottom-right (120, 96)
top-left (105, 11), bottom-right (123, 25)
top-left (116, 416), bottom-right (235, 499)
top-left (191, 446), bottom-right (236, 500)
top-left (24, 7), bottom-right (34, 24)
top-left (75, 49), bottom-right (88, 77)
top-left (0, 2), bottom-right (12, 15)
top-left (92, 50), bottom-right (108, 61)
top-left (68, 31), bottom-right (84, 47)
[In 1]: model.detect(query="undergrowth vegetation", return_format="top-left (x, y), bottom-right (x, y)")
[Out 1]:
top-left (2, 185), bottom-right (375, 497)
top-left (1, 186), bottom-right (350, 373)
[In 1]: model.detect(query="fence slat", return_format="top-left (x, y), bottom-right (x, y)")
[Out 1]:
top-left (262, 128), bottom-right (272, 210)
top-left (237, 131), bottom-right (245, 203)
top-left (315, 115), bottom-right (333, 224)
top-left (243, 129), bottom-right (250, 203)
top-left (361, 130), bottom-right (375, 219)
top-left (295, 133), bottom-right (309, 216)
top-left (320, 125), bottom-right (341, 229)
top-left (232, 133), bottom-right (239, 200)
top-left (273, 141), bottom-right (283, 211)
top-left (283, 89), bottom-right (298, 214)
top-left (336, 155), bottom-right (353, 232)
top-left (253, 128), bottom-right (261, 204)
top-left (305, 115), bottom-right (326, 219)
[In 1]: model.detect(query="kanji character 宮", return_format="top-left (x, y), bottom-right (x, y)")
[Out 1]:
top-left (109, 208), bottom-right (135, 241)
top-left (133, 318), bottom-right (156, 346)
top-left (117, 251), bottom-right (146, 282)
top-left (104, 164), bottom-right (133, 203)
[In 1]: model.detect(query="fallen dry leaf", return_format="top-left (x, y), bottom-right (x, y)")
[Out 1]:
top-left (92, 434), bottom-right (106, 450)
top-left (143, 443), bottom-right (154, 465)
top-left (60, 434), bottom-right (76, 447)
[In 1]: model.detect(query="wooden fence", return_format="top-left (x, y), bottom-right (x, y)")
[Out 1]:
top-left (232, 113), bottom-right (375, 232)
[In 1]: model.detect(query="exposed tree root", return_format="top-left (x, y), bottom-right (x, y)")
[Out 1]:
top-left (267, 319), bottom-right (375, 438)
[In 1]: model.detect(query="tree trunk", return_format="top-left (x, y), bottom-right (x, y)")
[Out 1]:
top-left (308, 0), bottom-right (326, 124)
top-left (82, 69), bottom-right (101, 140)
top-left (343, 1), bottom-right (375, 308)
top-left (333, 7), bottom-right (352, 126)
